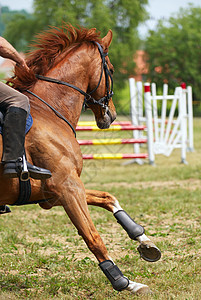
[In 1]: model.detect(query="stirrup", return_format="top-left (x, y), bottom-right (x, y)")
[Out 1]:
top-left (26, 162), bottom-right (52, 180)
top-left (20, 155), bottom-right (29, 181)
top-left (3, 156), bottom-right (29, 181)
top-left (3, 155), bottom-right (51, 181)
top-left (21, 155), bottom-right (51, 180)
top-left (3, 157), bottom-right (23, 178)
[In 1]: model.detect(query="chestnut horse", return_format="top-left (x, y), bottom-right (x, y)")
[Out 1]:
top-left (0, 25), bottom-right (161, 295)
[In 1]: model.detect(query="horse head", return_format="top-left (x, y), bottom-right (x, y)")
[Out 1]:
top-left (85, 30), bottom-right (117, 129)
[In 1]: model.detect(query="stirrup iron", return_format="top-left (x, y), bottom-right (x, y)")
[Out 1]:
top-left (20, 155), bottom-right (30, 181)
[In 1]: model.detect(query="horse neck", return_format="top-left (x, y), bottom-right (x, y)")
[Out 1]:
top-left (31, 45), bottom-right (92, 129)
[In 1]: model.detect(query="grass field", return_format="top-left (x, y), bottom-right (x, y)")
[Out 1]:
top-left (0, 116), bottom-right (200, 299)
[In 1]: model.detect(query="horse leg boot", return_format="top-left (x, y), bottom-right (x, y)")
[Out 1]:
top-left (58, 178), bottom-right (149, 295)
top-left (1, 107), bottom-right (52, 180)
top-left (86, 189), bottom-right (161, 262)
top-left (99, 259), bottom-right (150, 294)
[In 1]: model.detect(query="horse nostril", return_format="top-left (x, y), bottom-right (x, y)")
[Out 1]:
top-left (107, 109), bottom-right (116, 124)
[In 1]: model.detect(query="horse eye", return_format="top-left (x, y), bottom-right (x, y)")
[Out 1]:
top-left (110, 68), bottom-right (114, 75)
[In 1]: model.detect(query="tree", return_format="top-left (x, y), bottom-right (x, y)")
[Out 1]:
top-left (145, 4), bottom-right (201, 101)
top-left (2, 0), bottom-right (148, 103)
top-left (0, 6), bottom-right (30, 36)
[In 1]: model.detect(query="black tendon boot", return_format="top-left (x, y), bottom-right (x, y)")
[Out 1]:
top-left (2, 107), bottom-right (52, 180)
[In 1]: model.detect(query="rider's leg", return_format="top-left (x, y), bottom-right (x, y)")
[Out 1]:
top-left (0, 205), bottom-right (11, 214)
top-left (0, 82), bottom-right (52, 179)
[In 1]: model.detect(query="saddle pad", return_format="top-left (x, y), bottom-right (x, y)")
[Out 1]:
top-left (0, 113), bottom-right (33, 135)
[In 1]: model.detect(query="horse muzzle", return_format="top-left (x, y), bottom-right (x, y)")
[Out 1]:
top-left (96, 107), bottom-right (116, 129)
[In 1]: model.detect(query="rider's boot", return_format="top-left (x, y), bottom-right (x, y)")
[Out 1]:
top-left (0, 205), bottom-right (11, 214)
top-left (1, 107), bottom-right (52, 180)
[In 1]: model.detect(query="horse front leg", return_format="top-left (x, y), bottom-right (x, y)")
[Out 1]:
top-left (47, 173), bottom-right (150, 295)
top-left (86, 189), bottom-right (161, 263)
top-left (58, 180), bottom-right (109, 263)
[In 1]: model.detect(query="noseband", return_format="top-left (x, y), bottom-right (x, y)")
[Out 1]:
top-left (35, 42), bottom-right (113, 110)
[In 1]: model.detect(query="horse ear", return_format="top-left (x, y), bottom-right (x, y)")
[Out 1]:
top-left (89, 28), bottom-right (97, 34)
top-left (102, 30), bottom-right (113, 50)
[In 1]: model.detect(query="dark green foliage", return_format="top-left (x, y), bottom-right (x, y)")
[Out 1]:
top-left (145, 4), bottom-right (201, 103)
top-left (1, 1), bottom-right (148, 105)
top-left (0, 6), bottom-right (30, 36)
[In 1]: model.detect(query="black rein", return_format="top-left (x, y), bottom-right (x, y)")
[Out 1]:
top-left (26, 89), bottom-right (77, 137)
top-left (26, 42), bottom-right (113, 138)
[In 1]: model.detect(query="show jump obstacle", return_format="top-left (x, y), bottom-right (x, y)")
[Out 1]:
top-left (76, 79), bottom-right (193, 164)
top-left (76, 122), bottom-right (148, 160)
top-left (129, 78), bottom-right (194, 164)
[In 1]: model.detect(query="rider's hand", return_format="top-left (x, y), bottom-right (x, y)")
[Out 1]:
top-left (17, 58), bottom-right (30, 73)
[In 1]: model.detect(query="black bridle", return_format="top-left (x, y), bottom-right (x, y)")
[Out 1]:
top-left (27, 42), bottom-right (113, 137)
top-left (83, 42), bottom-right (114, 109)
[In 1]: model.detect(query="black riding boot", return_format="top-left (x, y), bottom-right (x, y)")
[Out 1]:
top-left (2, 107), bottom-right (52, 180)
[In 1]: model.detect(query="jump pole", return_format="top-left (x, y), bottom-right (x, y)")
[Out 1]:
top-left (78, 138), bottom-right (147, 145)
top-left (77, 122), bottom-right (148, 161)
top-left (78, 121), bottom-right (132, 126)
top-left (180, 83), bottom-right (188, 164)
top-left (184, 84), bottom-right (194, 152)
top-left (82, 153), bottom-right (148, 160)
top-left (76, 124), bottom-right (146, 131)
top-left (144, 83), bottom-right (155, 165)
top-left (187, 86), bottom-right (194, 151)
top-left (129, 78), bottom-right (139, 150)
top-left (129, 78), bottom-right (144, 165)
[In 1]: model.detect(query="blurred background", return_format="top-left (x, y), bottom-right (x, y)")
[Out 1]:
top-left (0, 0), bottom-right (201, 115)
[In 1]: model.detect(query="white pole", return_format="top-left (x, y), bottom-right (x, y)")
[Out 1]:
top-left (160, 83), bottom-right (168, 142)
top-left (144, 83), bottom-right (155, 165)
top-left (151, 83), bottom-right (159, 143)
top-left (136, 81), bottom-right (143, 122)
top-left (187, 86), bottom-right (194, 151)
top-left (129, 78), bottom-right (140, 155)
top-left (180, 83), bottom-right (187, 164)
top-left (136, 81), bottom-right (144, 138)
top-left (164, 88), bottom-right (179, 144)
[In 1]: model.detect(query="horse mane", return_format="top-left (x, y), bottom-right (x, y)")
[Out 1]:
top-left (7, 24), bottom-right (102, 91)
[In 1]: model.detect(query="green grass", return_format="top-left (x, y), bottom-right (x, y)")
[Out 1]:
top-left (0, 118), bottom-right (200, 299)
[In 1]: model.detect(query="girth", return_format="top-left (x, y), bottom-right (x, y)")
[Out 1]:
top-left (14, 178), bottom-right (32, 205)
top-left (11, 178), bottom-right (52, 206)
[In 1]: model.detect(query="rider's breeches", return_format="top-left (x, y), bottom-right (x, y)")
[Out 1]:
top-left (0, 82), bottom-right (29, 114)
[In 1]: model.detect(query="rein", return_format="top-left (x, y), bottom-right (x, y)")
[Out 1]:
top-left (26, 89), bottom-right (77, 137)
top-left (26, 42), bottom-right (113, 137)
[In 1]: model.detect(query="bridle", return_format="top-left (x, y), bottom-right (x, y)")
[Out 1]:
top-left (27, 42), bottom-right (114, 137)
top-left (83, 42), bottom-right (114, 110)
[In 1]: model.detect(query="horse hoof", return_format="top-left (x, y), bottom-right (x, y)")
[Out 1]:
top-left (136, 286), bottom-right (151, 295)
top-left (137, 241), bottom-right (161, 262)
top-left (126, 281), bottom-right (151, 294)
